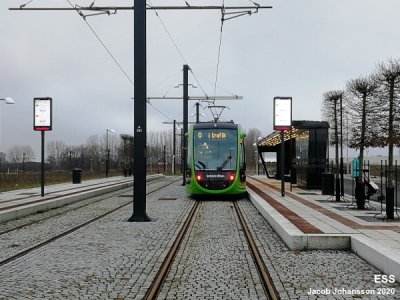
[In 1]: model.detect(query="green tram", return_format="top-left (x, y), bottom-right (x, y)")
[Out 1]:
top-left (186, 122), bottom-right (247, 195)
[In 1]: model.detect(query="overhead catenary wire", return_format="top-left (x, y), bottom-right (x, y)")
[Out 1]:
top-left (65, 0), bottom-right (135, 88)
top-left (148, 1), bottom-right (187, 65)
top-left (66, 0), bottom-right (177, 122)
top-left (213, 0), bottom-right (225, 103)
top-left (148, 1), bottom-right (209, 99)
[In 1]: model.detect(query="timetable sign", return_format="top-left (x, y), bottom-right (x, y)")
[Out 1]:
top-left (34, 97), bottom-right (52, 131)
top-left (273, 97), bottom-right (292, 130)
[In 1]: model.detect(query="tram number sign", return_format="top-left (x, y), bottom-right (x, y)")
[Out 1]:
top-left (273, 97), bottom-right (292, 130)
top-left (34, 97), bottom-right (53, 131)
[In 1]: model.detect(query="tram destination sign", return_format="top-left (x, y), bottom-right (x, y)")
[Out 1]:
top-left (273, 97), bottom-right (292, 130)
top-left (34, 97), bottom-right (53, 131)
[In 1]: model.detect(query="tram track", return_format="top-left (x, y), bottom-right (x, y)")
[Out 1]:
top-left (0, 178), bottom-right (163, 237)
top-left (0, 177), bottom-right (180, 267)
top-left (145, 199), bottom-right (280, 300)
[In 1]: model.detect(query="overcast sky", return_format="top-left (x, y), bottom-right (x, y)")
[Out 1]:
top-left (1, 0), bottom-right (400, 160)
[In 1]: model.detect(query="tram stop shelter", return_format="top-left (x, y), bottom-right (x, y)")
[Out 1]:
top-left (257, 120), bottom-right (329, 189)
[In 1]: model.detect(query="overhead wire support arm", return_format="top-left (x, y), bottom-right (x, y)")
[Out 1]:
top-left (146, 96), bottom-right (243, 101)
top-left (10, 5), bottom-right (272, 11)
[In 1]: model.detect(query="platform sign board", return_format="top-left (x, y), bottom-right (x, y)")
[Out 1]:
top-left (34, 97), bottom-right (52, 131)
top-left (273, 97), bottom-right (292, 130)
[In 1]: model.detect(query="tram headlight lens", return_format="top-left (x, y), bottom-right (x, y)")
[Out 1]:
top-left (196, 173), bottom-right (202, 182)
top-left (229, 174), bottom-right (235, 181)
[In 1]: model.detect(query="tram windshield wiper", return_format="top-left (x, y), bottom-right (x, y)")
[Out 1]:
top-left (217, 155), bottom-right (232, 171)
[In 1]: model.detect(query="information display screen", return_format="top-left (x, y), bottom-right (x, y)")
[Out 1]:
top-left (273, 97), bottom-right (292, 130)
top-left (34, 97), bottom-right (52, 131)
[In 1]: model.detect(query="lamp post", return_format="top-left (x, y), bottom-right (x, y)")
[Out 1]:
top-left (106, 129), bottom-right (116, 178)
top-left (0, 97), bottom-right (15, 191)
top-left (333, 97), bottom-right (340, 202)
top-left (0, 97), bottom-right (15, 151)
top-left (339, 94), bottom-right (344, 198)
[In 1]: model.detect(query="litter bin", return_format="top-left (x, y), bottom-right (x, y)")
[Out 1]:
top-left (321, 173), bottom-right (334, 195)
top-left (72, 168), bottom-right (82, 184)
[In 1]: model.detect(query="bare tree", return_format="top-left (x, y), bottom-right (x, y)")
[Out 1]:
top-left (374, 58), bottom-right (400, 218)
top-left (47, 140), bottom-right (67, 170)
top-left (322, 90), bottom-right (343, 201)
top-left (244, 128), bottom-right (262, 169)
top-left (21, 145), bottom-right (35, 162)
top-left (7, 145), bottom-right (35, 171)
top-left (86, 135), bottom-right (103, 171)
top-left (321, 90), bottom-right (344, 146)
top-left (346, 75), bottom-right (379, 207)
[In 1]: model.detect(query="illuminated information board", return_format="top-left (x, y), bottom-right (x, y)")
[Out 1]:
top-left (273, 97), bottom-right (292, 130)
top-left (197, 131), bottom-right (228, 140)
top-left (34, 97), bottom-right (52, 131)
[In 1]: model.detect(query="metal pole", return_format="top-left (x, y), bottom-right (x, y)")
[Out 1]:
top-left (340, 94), bottom-right (344, 197)
top-left (182, 64), bottom-right (189, 186)
top-left (173, 120), bottom-right (176, 175)
top-left (106, 130), bottom-right (109, 178)
top-left (0, 158), bottom-right (2, 192)
top-left (196, 102), bottom-right (200, 123)
top-left (41, 131), bottom-right (45, 197)
top-left (69, 150), bottom-right (72, 170)
top-left (280, 130), bottom-right (285, 197)
top-left (129, 0), bottom-right (149, 222)
top-left (163, 145), bottom-right (166, 174)
top-left (334, 99), bottom-right (340, 202)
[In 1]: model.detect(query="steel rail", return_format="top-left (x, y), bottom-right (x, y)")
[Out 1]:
top-left (233, 201), bottom-right (280, 300)
top-left (145, 200), bottom-right (200, 300)
top-left (0, 178), bottom-right (180, 267)
top-left (0, 186), bottom-right (131, 236)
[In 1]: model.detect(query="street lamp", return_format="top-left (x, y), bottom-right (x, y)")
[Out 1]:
top-left (106, 128), bottom-right (116, 178)
top-left (0, 97), bottom-right (15, 152)
top-left (328, 93), bottom-right (343, 202)
top-left (0, 97), bottom-right (15, 104)
top-left (253, 137), bottom-right (262, 175)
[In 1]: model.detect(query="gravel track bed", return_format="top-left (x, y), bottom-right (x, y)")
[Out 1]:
top-left (0, 179), bottom-right (193, 300)
top-left (158, 200), bottom-right (268, 300)
top-left (237, 199), bottom-right (400, 300)
top-left (0, 178), bottom-right (174, 262)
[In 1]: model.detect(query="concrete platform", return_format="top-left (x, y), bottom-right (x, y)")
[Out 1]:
top-left (247, 175), bottom-right (400, 279)
top-left (0, 174), bottom-right (163, 224)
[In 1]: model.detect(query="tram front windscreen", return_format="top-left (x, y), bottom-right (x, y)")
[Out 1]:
top-left (193, 129), bottom-right (237, 171)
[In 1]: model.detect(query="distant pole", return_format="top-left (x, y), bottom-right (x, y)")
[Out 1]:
top-left (340, 94), bottom-right (344, 197)
top-left (280, 130), bottom-right (285, 197)
top-left (129, 0), bottom-right (149, 222)
top-left (41, 131), bottom-right (45, 197)
top-left (196, 102), bottom-right (200, 123)
top-left (106, 129), bottom-right (109, 178)
top-left (173, 120), bottom-right (176, 175)
top-left (182, 64), bottom-right (189, 186)
top-left (69, 150), bottom-right (72, 170)
top-left (181, 127), bottom-right (184, 176)
top-left (163, 145), bottom-right (166, 174)
top-left (334, 98), bottom-right (340, 202)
